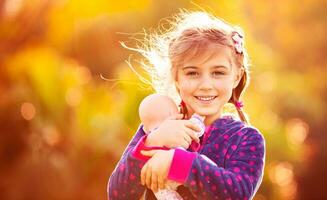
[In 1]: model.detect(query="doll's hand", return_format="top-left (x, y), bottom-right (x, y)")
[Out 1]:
top-left (140, 149), bottom-right (174, 193)
top-left (145, 114), bottom-right (201, 149)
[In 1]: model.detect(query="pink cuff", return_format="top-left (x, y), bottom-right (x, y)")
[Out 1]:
top-left (189, 141), bottom-right (201, 152)
top-left (131, 135), bottom-right (169, 162)
top-left (168, 148), bottom-right (197, 183)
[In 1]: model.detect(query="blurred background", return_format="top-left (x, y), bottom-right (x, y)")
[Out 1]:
top-left (1, 0), bottom-right (326, 199)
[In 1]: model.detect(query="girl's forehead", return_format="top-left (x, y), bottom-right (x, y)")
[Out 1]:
top-left (181, 44), bottom-right (233, 69)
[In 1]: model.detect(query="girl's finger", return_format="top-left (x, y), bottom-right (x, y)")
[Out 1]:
top-left (181, 140), bottom-right (189, 149)
top-left (141, 150), bottom-right (157, 157)
top-left (184, 140), bottom-right (191, 149)
top-left (183, 136), bottom-right (191, 147)
top-left (185, 128), bottom-right (200, 143)
top-left (185, 120), bottom-right (202, 132)
top-left (151, 172), bottom-right (158, 193)
top-left (145, 167), bottom-right (152, 189)
top-left (182, 128), bottom-right (193, 144)
top-left (141, 164), bottom-right (147, 186)
top-left (158, 176), bottom-right (165, 190)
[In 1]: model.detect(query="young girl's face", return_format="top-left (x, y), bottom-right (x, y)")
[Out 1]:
top-left (175, 45), bottom-right (243, 123)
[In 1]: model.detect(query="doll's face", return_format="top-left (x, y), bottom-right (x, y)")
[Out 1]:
top-left (175, 45), bottom-right (243, 123)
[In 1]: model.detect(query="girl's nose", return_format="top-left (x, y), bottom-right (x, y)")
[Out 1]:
top-left (198, 77), bottom-right (214, 90)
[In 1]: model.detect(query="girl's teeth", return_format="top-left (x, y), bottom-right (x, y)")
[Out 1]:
top-left (196, 96), bottom-right (215, 101)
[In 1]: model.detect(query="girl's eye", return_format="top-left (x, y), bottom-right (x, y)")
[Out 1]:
top-left (213, 71), bottom-right (225, 76)
top-left (186, 71), bottom-right (199, 76)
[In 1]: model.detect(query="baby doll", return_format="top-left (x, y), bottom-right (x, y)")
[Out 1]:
top-left (139, 94), bottom-right (205, 135)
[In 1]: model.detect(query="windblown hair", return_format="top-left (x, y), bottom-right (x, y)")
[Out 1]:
top-left (124, 10), bottom-right (251, 123)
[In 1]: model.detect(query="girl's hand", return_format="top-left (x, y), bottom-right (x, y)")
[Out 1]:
top-left (140, 149), bottom-right (174, 193)
top-left (145, 114), bottom-right (201, 149)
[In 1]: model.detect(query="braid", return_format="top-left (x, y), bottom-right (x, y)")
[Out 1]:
top-left (179, 100), bottom-right (188, 119)
top-left (235, 103), bottom-right (249, 124)
top-left (231, 91), bottom-right (249, 124)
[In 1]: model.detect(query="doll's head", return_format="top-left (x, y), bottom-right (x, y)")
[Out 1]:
top-left (139, 94), bottom-right (179, 133)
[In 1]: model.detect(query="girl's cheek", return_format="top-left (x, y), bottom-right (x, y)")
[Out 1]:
top-left (180, 80), bottom-right (195, 90)
top-left (215, 79), bottom-right (230, 88)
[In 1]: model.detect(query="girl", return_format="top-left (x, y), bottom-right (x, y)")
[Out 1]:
top-left (108, 10), bottom-right (265, 200)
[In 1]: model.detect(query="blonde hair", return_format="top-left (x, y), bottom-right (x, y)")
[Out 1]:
top-left (123, 10), bottom-right (251, 124)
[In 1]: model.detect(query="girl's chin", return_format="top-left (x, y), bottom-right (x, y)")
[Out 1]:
top-left (187, 103), bottom-right (222, 117)
top-left (190, 109), bottom-right (218, 117)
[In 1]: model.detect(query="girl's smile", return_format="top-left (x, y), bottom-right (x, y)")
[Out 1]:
top-left (194, 96), bottom-right (217, 105)
top-left (194, 96), bottom-right (217, 101)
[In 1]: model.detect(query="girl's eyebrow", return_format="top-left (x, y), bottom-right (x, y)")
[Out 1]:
top-left (182, 66), bottom-right (197, 70)
top-left (212, 65), bottom-right (229, 70)
top-left (182, 65), bottom-right (229, 70)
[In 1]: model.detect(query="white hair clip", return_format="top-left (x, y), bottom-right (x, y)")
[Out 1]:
top-left (231, 32), bottom-right (244, 54)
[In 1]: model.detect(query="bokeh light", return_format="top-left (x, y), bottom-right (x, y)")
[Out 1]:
top-left (20, 102), bottom-right (36, 120)
top-left (286, 118), bottom-right (309, 146)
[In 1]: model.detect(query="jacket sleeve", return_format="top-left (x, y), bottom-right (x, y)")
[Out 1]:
top-left (108, 125), bottom-right (169, 200)
top-left (167, 128), bottom-right (266, 200)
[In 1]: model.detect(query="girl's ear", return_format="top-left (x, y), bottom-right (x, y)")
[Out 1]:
top-left (233, 68), bottom-right (244, 89)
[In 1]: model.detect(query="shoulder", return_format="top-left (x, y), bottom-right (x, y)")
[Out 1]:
top-left (222, 117), bottom-right (266, 158)
top-left (242, 125), bottom-right (264, 139)
top-left (212, 115), bottom-right (265, 144)
top-left (240, 125), bottom-right (265, 148)
top-left (238, 119), bottom-right (265, 146)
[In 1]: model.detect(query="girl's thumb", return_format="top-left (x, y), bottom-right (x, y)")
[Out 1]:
top-left (141, 150), bottom-right (157, 157)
